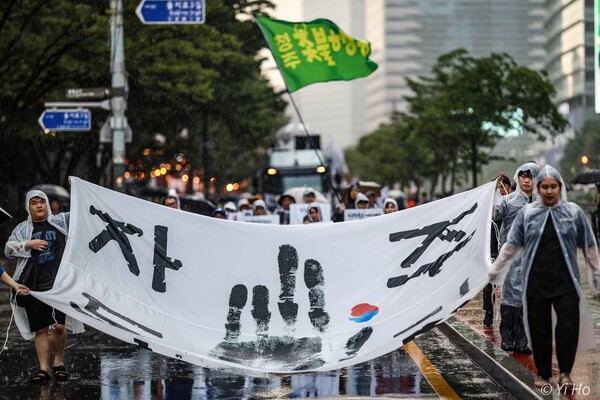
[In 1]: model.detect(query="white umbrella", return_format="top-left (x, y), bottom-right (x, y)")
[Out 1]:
top-left (282, 187), bottom-right (328, 204)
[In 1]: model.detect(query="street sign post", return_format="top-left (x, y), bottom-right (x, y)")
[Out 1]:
top-left (136, 0), bottom-right (205, 24)
top-left (100, 117), bottom-right (132, 143)
top-left (38, 109), bottom-right (92, 131)
top-left (66, 87), bottom-right (111, 100)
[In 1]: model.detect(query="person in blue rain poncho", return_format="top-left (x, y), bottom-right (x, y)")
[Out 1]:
top-left (489, 165), bottom-right (600, 388)
top-left (5, 190), bottom-right (84, 383)
top-left (493, 162), bottom-right (539, 353)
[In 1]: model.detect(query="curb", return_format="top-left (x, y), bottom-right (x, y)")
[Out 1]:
top-left (440, 317), bottom-right (541, 400)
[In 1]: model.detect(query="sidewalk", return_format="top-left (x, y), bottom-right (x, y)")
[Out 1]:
top-left (454, 261), bottom-right (600, 399)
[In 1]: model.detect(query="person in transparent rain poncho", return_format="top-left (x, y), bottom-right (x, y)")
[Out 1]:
top-left (494, 162), bottom-right (540, 354)
top-left (5, 190), bottom-right (84, 383)
top-left (489, 165), bottom-right (600, 388)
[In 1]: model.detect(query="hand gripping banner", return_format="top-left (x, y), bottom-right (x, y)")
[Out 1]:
top-left (35, 177), bottom-right (495, 376)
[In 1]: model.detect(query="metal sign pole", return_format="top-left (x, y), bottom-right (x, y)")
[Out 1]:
top-left (110, 0), bottom-right (128, 191)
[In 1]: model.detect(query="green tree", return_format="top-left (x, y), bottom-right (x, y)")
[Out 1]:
top-left (0, 0), bottom-right (108, 194)
top-left (405, 49), bottom-right (567, 188)
top-left (346, 121), bottom-right (427, 188)
top-left (123, 0), bottom-right (286, 193)
top-left (347, 49), bottom-right (568, 194)
top-left (0, 0), bottom-right (286, 208)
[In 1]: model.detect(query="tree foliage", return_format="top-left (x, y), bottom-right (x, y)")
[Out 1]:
top-left (0, 0), bottom-right (108, 192)
top-left (0, 0), bottom-right (286, 206)
top-left (348, 49), bottom-right (568, 192)
top-left (122, 0), bottom-right (287, 192)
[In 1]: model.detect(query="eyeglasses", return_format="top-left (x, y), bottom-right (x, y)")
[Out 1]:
top-left (164, 201), bottom-right (177, 207)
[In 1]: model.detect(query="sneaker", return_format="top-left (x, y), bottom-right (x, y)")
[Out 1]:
top-left (534, 376), bottom-right (549, 388)
top-left (558, 373), bottom-right (574, 387)
top-left (516, 346), bottom-right (532, 354)
top-left (483, 310), bottom-right (493, 326)
top-left (501, 342), bottom-right (515, 352)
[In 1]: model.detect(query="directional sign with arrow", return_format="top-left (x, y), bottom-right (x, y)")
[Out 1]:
top-left (136, 0), bottom-right (205, 24)
top-left (38, 109), bottom-right (92, 132)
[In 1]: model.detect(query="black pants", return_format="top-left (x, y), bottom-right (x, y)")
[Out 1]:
top-left (526, 292), bottom-right (579, 379)
top-left (500, 304), bottom-right (528, 348)
top-left (483, 283), bottom-right (495, 311)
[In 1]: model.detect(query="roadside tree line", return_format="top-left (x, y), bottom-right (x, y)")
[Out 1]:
top-left (347, 49), bottom-right (568, 196)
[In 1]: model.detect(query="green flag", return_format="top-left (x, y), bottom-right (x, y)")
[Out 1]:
top-left (256, 16), bottom-right (378, 92)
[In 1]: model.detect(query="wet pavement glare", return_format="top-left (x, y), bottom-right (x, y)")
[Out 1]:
top-left (0, 327), bottom-right (441, 400)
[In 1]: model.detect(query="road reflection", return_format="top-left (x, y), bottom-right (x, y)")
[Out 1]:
top-left (95, 346), bottom-right (427, 399)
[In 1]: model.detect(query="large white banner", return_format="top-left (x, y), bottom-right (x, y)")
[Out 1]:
top-left (35, 177), bottom-right (494, 376)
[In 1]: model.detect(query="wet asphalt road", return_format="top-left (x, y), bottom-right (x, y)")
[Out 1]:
top-left (0, 317), bottom-right (514, 400)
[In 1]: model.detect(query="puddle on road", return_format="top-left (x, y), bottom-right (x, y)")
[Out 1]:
top-left (1, 343), bottom-right (435, 399)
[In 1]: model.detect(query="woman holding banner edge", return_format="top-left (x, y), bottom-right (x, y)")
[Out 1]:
top-left (489, 165), bottom-right (600, 388)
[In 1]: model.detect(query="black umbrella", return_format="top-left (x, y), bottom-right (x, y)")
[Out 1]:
top-left (0, 206), bottom-right (11, 226)
top-left (30, 184), bottom-right (70, 200)
top-left (572, 169), bottom-right (600, 185)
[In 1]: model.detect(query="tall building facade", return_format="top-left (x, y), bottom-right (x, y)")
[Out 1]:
top-left (270, 0), bottom-right (596, 154)
top-left (545, 0), bottom-right (596, 133)
top-left (365, 0), bottom-right (547, 133)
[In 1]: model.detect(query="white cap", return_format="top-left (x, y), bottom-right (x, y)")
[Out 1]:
top-left (224, 201), bottom-right (237, 212)
top-left (253, 199), bottom-right (266, 210)
top-left (237, 198), bottom-right (250, 208)
top-left (355, 193), bottom-right (369, 204)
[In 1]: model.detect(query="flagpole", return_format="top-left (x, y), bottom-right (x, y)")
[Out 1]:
top-left (255, 17), bottom-right (343, 203)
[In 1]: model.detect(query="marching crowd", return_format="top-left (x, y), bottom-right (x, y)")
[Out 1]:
top-left (1, 163), bottom-right (599, 389)
top-left (163, 185), bottom-right (413, 225)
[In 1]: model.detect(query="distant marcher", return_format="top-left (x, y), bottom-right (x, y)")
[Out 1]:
top-left (332, 184), bottom-right (358, 222)
top-left (365, 190), bottom-right (378, 208)
top-left (237, 198), bottom-right (251, 213)
top-left (355, 193), bottom-right (369, 209)
top-left (303, 203), bottom-right (322, 224)
top-left (223, 201), bottom-right (237, 214)
top-left (5, 190), bottom-right (84, 383)
top-left (162, 195), bottom-right (180, 209)
top-left (211, 208), bottom-right (227, 219)
top-left (303, 188), bottom-right (316, 204)
top-left (592, 183), bottom-right (600, 241)
top-left (489, 165), bottom-right (600, 388)
top-left (49, 198), bottom-right (61, 215)
top-left (383, 198), bottom-right (398, 214)
top-left (420, 192), bottom-right (429, 205)
top-left (276, 193), bottom-right (296, 225)
top-left (493, 162), bottom-right (539, 354)
top-left (253, 199), bottom-right (268, 216)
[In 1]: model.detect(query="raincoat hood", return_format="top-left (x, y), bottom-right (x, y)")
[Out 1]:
top-left (383, 198), bottom-right (398, 210)
top-left (513, 162), bottom-right (540, 197)
top-left (25, 189), bottom-right (51, 221)
top-left (535, 165), bottom-right (567, 203)
top-left (306, 202), bottom-right (322, 222)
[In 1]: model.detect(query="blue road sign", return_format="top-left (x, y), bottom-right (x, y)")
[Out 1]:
top-left (136, 0), bottom-right (205, 24)
top-left (38, 109), bottom-right (92, 131)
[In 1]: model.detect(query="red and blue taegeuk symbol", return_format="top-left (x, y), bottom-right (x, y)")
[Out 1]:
top-left (349, 303), bottom-right (379, 323)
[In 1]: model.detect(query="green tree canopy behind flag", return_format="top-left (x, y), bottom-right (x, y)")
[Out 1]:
top-left (256, 16), bottom-right (378, 92)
